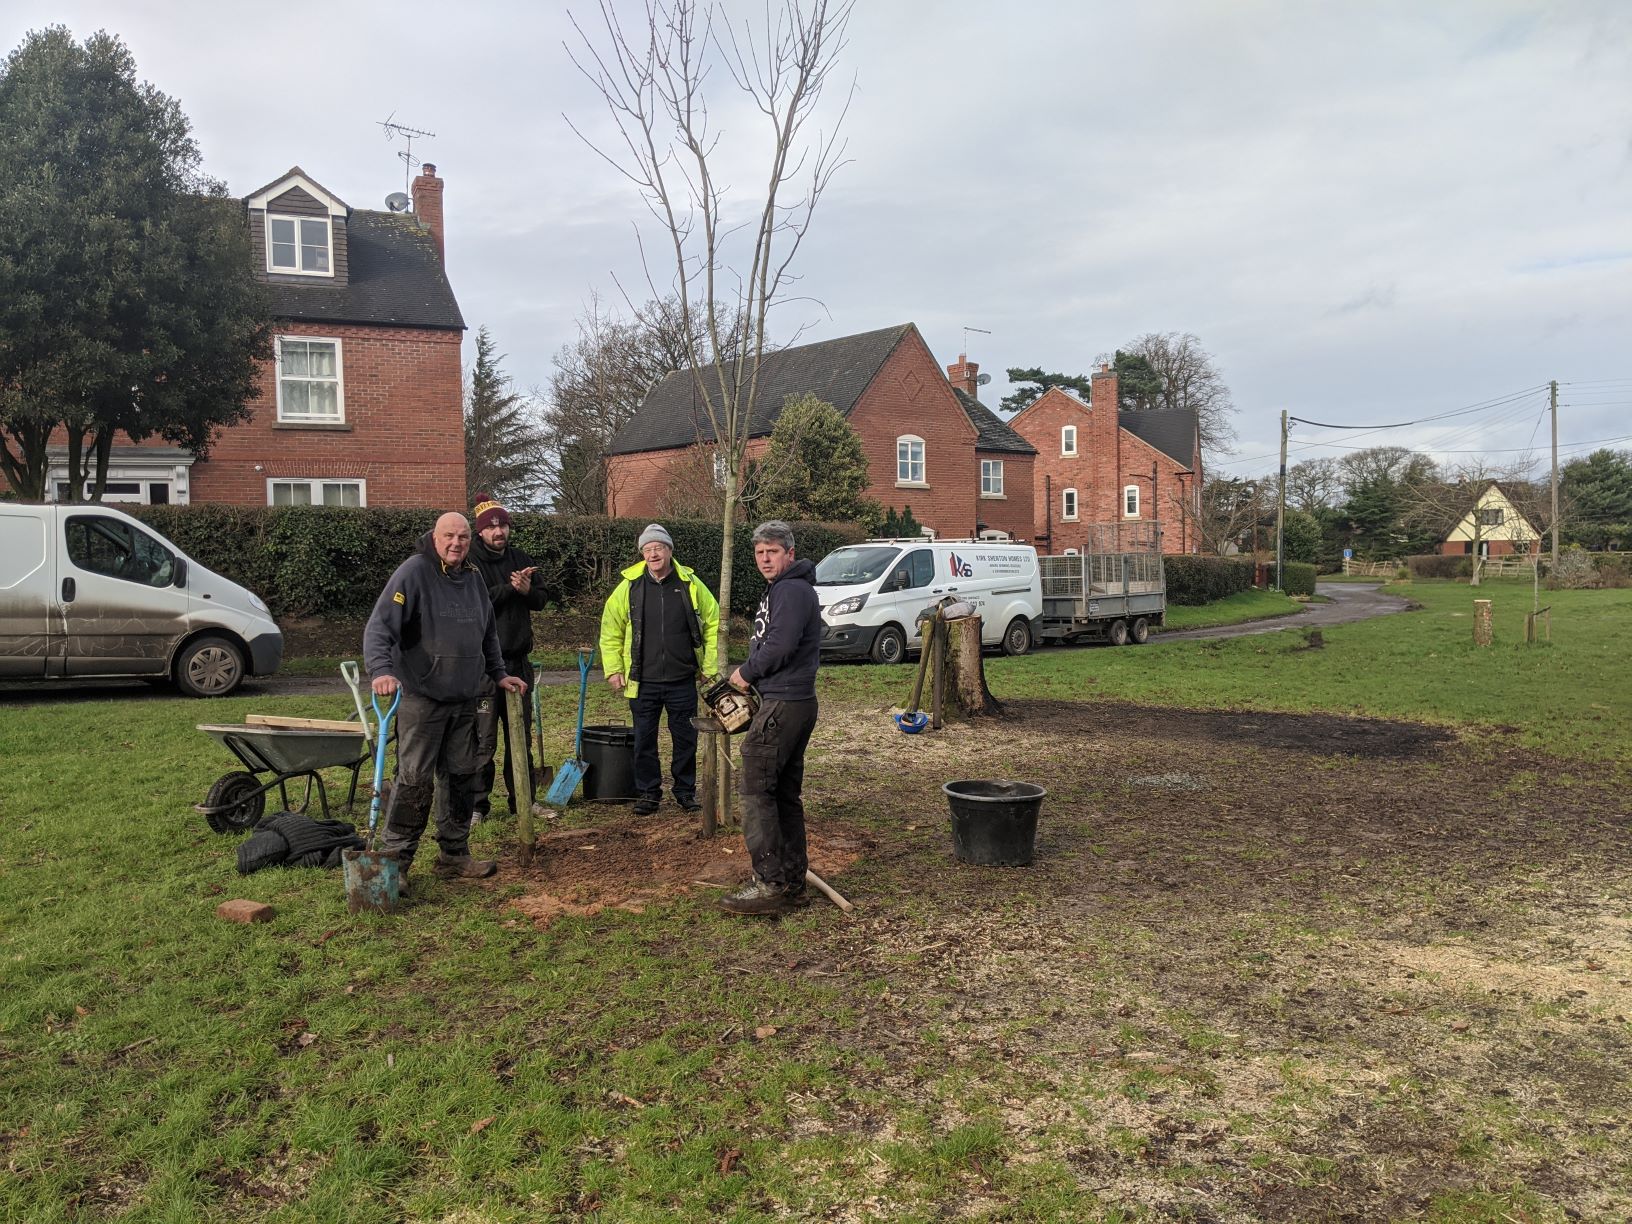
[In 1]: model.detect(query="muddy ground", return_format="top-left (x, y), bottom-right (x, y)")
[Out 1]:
top-left (493, 697), bottom-right (1630, 1220)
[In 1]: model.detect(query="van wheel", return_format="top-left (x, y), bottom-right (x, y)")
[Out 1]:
top-left (870, 624), bottom-right (907, 665)
top-left (1107, 619), bottom-right (1129, 647)
top-left (176, 635), bottom-right (245, 697)
top-left (204, 771), bottom-right (265, 833)
top-left (1002, 617), bottom-right (1033, 656)
top-left (1130, 617), bottom-right (1150, 645)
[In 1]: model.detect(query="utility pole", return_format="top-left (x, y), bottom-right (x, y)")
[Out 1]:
top-left (1549, 379), bottom-right (1559, 572)
top-left (1275, 409), bottom-right (1288, 590)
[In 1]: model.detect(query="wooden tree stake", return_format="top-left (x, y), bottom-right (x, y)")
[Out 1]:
top-left (1473, 598), bottom-right (1493, 647)
top-left (505, 689), bottom-right (535, 867)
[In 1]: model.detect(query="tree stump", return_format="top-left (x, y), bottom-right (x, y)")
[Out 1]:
top-left (1473, 598), bottom-right (1493, 647)
top-left (946, 615), bottom-right (1002, 717)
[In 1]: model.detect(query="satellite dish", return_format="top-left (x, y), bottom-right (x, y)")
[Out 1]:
top-left (385, 191), bottom-right (412, 213)
top-left (976, 372), bottom-right (992, 386)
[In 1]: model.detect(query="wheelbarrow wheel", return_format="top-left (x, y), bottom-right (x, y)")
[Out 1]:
top-left (204, 771), bottom-right (265, 834)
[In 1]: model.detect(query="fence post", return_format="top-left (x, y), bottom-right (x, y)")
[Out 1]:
top-left (1473, 599), bottom-right (1493, 647)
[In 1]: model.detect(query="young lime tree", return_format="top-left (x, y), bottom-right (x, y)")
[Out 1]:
top-left (567, 0), bottom-right (855, 663)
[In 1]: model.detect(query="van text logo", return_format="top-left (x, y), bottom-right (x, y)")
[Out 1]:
top-left (948, 553), bottom-right (973, 578)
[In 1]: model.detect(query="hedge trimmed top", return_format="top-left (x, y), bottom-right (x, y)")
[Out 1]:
top-left (134, 507), bottom-right (865, 621)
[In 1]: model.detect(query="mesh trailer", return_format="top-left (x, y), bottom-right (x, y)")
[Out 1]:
top-left (1038, 521), bottom-right (1166, 646)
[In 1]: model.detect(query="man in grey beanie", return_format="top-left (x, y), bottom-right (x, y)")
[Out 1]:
top-left (721, 520), bottom-right (823, 916)
top-left (598, 523), bottom-right (721, 815)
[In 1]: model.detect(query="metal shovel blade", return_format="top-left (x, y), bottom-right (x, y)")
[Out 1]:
top-left (342, 848), bottom-right (403, 913)
top-left (543, 757), bottom-right (586, 808)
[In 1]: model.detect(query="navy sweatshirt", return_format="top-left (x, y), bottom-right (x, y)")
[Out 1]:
top-left (739, 558), bottom-right (821, 700)
top-left (363, 533), bottom-right (507, 702)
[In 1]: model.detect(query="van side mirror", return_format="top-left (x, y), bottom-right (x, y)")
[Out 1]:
top-left (172, 558), bottom-right (188, 588)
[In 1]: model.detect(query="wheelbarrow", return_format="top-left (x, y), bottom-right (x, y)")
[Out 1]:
top-left (194, 719), bottom-right (374, 833)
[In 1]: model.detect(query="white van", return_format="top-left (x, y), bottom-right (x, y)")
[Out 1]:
top-left (0, 503), bottom-right (282, 696)
top-left (814, 539), bottom-right (1042, 664)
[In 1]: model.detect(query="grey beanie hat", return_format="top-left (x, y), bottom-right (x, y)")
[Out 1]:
top-left (638, 523), bottom-right (674, 551)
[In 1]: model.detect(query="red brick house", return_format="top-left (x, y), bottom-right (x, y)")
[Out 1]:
top-left (604, 324), bottom-right (1037, 540)
top-left (1006, 365), bottom-right (1202, 554)
top-left (45, 166), bottom-right (466, 508)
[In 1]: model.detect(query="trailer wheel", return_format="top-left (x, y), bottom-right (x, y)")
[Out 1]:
top-left (1001, 617), bottom-right (1033, 656)
top-left (1107, 618), bottom-right (1130, 647)
top-left (1129, 617), bottom-right (1150, 644)
top-left (203, 770), bottom-right (265, 834)
top-left (870, 624), bottom-right (907, 665)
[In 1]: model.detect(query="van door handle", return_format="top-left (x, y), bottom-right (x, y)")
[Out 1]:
top-left (62, 577), bottom-right (76, 602)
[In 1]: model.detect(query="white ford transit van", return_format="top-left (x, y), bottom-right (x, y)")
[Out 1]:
top-left (814, 539), bottom-right (1041, 664)
top-left (0, 503), bottom-right (282, 696)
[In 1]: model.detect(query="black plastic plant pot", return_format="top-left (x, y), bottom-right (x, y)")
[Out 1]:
top-left (942, 780), bottom-right (1046, 866)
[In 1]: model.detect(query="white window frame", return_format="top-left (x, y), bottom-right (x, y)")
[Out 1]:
top-left (1061, 425), bottom-right (1077, 456)
top-left (265, 213), bottom-right (335, 277)
top-left (266, 478), bottom-right (368, 508)
top-left (1062, 488), bottom-right (1079, 521)
top-left (980, 459), bottom-right (1005, 498)
top-left (275, 336), bottom-right (345, 424)
top-left (896, 435), bottom-right (927, 486)
top-left (1124, 484), bottom-right (1140, 518)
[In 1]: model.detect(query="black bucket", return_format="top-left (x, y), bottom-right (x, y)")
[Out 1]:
top-left (581, 723), bottom-right (637, 801)
top-left (942, 780), bottom-right (1046, 866)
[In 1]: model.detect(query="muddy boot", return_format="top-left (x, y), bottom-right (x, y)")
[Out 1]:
top-left (433, 854), bottom-right (498, 880)
top-left (719, 878), bottom-right (791, 917)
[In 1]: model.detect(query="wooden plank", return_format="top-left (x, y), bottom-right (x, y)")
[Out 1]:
top-left (246, 714), bottom-right (362, 732)
top-left (506, 690), bottom-right (535, 868)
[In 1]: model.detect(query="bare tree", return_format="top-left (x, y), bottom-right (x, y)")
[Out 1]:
top-left (567, 0), bottom-right (855, 658)
top-left (1118, 332), bottom-right (1237, 456)
top-left (1191, 477), bottom-right (1262, 557)
top-left (1283, 457), bottom-right (1343, 512)
top-left (542, 293), bottom-right (747, 514)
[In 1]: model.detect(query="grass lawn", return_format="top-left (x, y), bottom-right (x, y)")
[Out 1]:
top-left (1158, 588), bottom-right (1303, 632)
top-left (2, 581), bottom-right (1629, 1220)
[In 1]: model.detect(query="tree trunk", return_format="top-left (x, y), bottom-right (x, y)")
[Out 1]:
top-left (946, 616), bottom-right (1002, 717)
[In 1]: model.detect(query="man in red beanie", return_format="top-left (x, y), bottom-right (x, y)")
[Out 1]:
top-left (456, 493), bottom-right (547, 823)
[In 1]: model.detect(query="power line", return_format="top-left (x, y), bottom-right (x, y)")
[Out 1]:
top-left (1287, 384), bottom-right (1549, 432)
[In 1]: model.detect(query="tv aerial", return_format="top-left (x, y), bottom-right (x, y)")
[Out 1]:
top-left (377, 112), bottom-right (437, 194)
top-left (962, 324), bottom-right (991, 358)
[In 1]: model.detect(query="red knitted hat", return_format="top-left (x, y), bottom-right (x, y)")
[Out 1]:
top-left (472, 493), bottom-right (509, 532)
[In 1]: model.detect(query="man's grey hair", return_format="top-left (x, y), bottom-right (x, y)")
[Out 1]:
top-left (752, 520), bottom-right (796, 551)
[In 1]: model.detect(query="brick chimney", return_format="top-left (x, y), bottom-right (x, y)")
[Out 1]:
top-left (1089, 361), bottom-right (1119, 410)
top-left (946, 353), bottom-right (980, 397)
top-left (411, 162), bottom-right (445, 264)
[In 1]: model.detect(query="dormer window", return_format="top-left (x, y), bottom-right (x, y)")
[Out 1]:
top-left (267, 214), bottom-right (332, 275)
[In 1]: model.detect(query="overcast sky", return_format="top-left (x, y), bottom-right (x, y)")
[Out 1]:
top-left (10, 1), bottom-right (1631, 480)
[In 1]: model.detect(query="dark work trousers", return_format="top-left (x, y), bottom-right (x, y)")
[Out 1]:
top-left (467, 654), bottom-right (535, 817)
top-left (630, 678), bottom-right (699, 803)
top-left (738, 697), bottom-right (819, 889)
top-left (381, 691), bottom-right (482, 868)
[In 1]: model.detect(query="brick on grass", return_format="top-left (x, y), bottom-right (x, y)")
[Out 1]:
top-left (216, 899), bottom-right (275, 924)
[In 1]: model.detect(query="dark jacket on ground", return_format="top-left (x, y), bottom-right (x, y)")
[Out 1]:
top-left (469, 538), bottom-right (547, 660)
top-left (237, 811), bottom-right (364, 874)
top-left (363, 532), bottom-right (507, 702)
top-left (739, 558), bottom-right (822, 700)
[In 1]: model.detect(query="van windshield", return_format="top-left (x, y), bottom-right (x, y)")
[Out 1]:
top-left (814, 545), bottom-right (901, 587)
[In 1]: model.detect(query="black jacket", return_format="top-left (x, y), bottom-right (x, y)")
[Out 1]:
top-left (740, 558), bottom-right (821, 700)
top-left (469, 539), bottom-right (547, 660)
top-left (363, 532), bottom-right (507, 702)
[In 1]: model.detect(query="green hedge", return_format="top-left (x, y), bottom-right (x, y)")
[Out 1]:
top-left (1281, 562), bottom-right (1317, 598)
top-left (1163, 556), bottom-right (1256, 606)
top-left (1406, 553), bottom-right (1472, 580)
top-left (133, 507), bottom-right (864, 620)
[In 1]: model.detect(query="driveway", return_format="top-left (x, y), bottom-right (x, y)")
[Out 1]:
top-left (1157, 580), bottom-right (1412, 642)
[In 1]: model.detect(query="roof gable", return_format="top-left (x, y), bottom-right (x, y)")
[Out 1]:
top-left (609, 323), bottom-right (916, 455)
top-left (1117, 408), bottom-right (1198, 470)
top-left (246, 167), bottom-right (348, 216)
top-left (1445, 483), bottom-right (1539, 543)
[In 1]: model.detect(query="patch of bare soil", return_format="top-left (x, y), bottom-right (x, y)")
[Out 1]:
top-left (499, 806), bottom-right (869, 927)
top-left (769, 697), bottom-right (1631, 1221)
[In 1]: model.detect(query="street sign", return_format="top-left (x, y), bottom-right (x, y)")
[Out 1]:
top-left (1343, 548), bottom-right (1353, 560)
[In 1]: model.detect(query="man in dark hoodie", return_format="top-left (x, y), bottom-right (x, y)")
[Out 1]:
top-left (721, 520), bottom-right (823, 917)
top-left (460, 493), bottom-right (547, 821)
top-left (364, 512), bottom-right (527, 882)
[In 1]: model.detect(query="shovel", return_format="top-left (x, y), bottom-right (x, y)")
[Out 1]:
top-left (342, 689), bottom-right (403, 913)
top-left (339, 660), bottom-right (372, 748)
top-left (529, 662), bottom-right (554, 792)
top-left (543, 648), bottom-right (594, 808)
